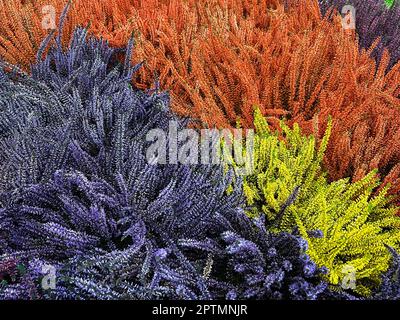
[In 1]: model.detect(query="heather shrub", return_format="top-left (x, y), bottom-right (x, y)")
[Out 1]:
top-left (371, 246), bottom-right (400, 300)
top-left (240, 109), bottom-right (400, 296)
top-left (319, 0), bottom-right (400, 68)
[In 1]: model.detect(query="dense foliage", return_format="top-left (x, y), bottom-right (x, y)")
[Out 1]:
top-left (1, 1), bottom-right (400, 202)
top-left (319, 0), bottom-right (400, 68)
top-left (240, 109), bottom-right (400, 296)
top-left (0, 0), bottom-right (399, 301)
top-left (0, 25), bottom-right (345, 300)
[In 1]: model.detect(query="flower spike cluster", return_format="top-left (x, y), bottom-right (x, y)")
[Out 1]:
top-left (0, 0), bottom-right (399, 301)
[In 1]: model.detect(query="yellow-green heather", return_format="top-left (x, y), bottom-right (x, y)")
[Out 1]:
top-left (239, 109), bottom-right (400, 296)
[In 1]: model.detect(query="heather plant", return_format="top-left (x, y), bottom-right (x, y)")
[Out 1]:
top-left (319, 0), bottom-right (400, 68)
top-left (0, 258), bottom-right (39, 300)
top-left (241, 109), bottom-right (400, 296)
top-left (128, 0), bottom-right (400, 204)
top-left (0, 167), bottom-right (242, 300)
top-left (178, 212), bottom-right (348, 300)
top-left (0, 0), bottom-right (139, 71)
top-left (0, 23), bottom-right (235, 299)
top-left (0, 24), bottom-right (342, 300)
top-left (370, 246), bottom-right (400, 299)
top-left (6, 190), bottom-right (340, 300)
top-left (1, 0), bottom-right (400, 301)
top-left (0, 0), bottom-right (281, 72)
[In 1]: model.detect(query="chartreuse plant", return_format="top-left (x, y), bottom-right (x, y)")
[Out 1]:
top-left (385, 0), bottom-right (395, 8)
top-left (241, 109), bottom-right (400, 296)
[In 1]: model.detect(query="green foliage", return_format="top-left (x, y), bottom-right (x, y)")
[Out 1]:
top-left (385, 0), bottom-right (395, 8)
top-left (241, 109), bottom-right (400, 296)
